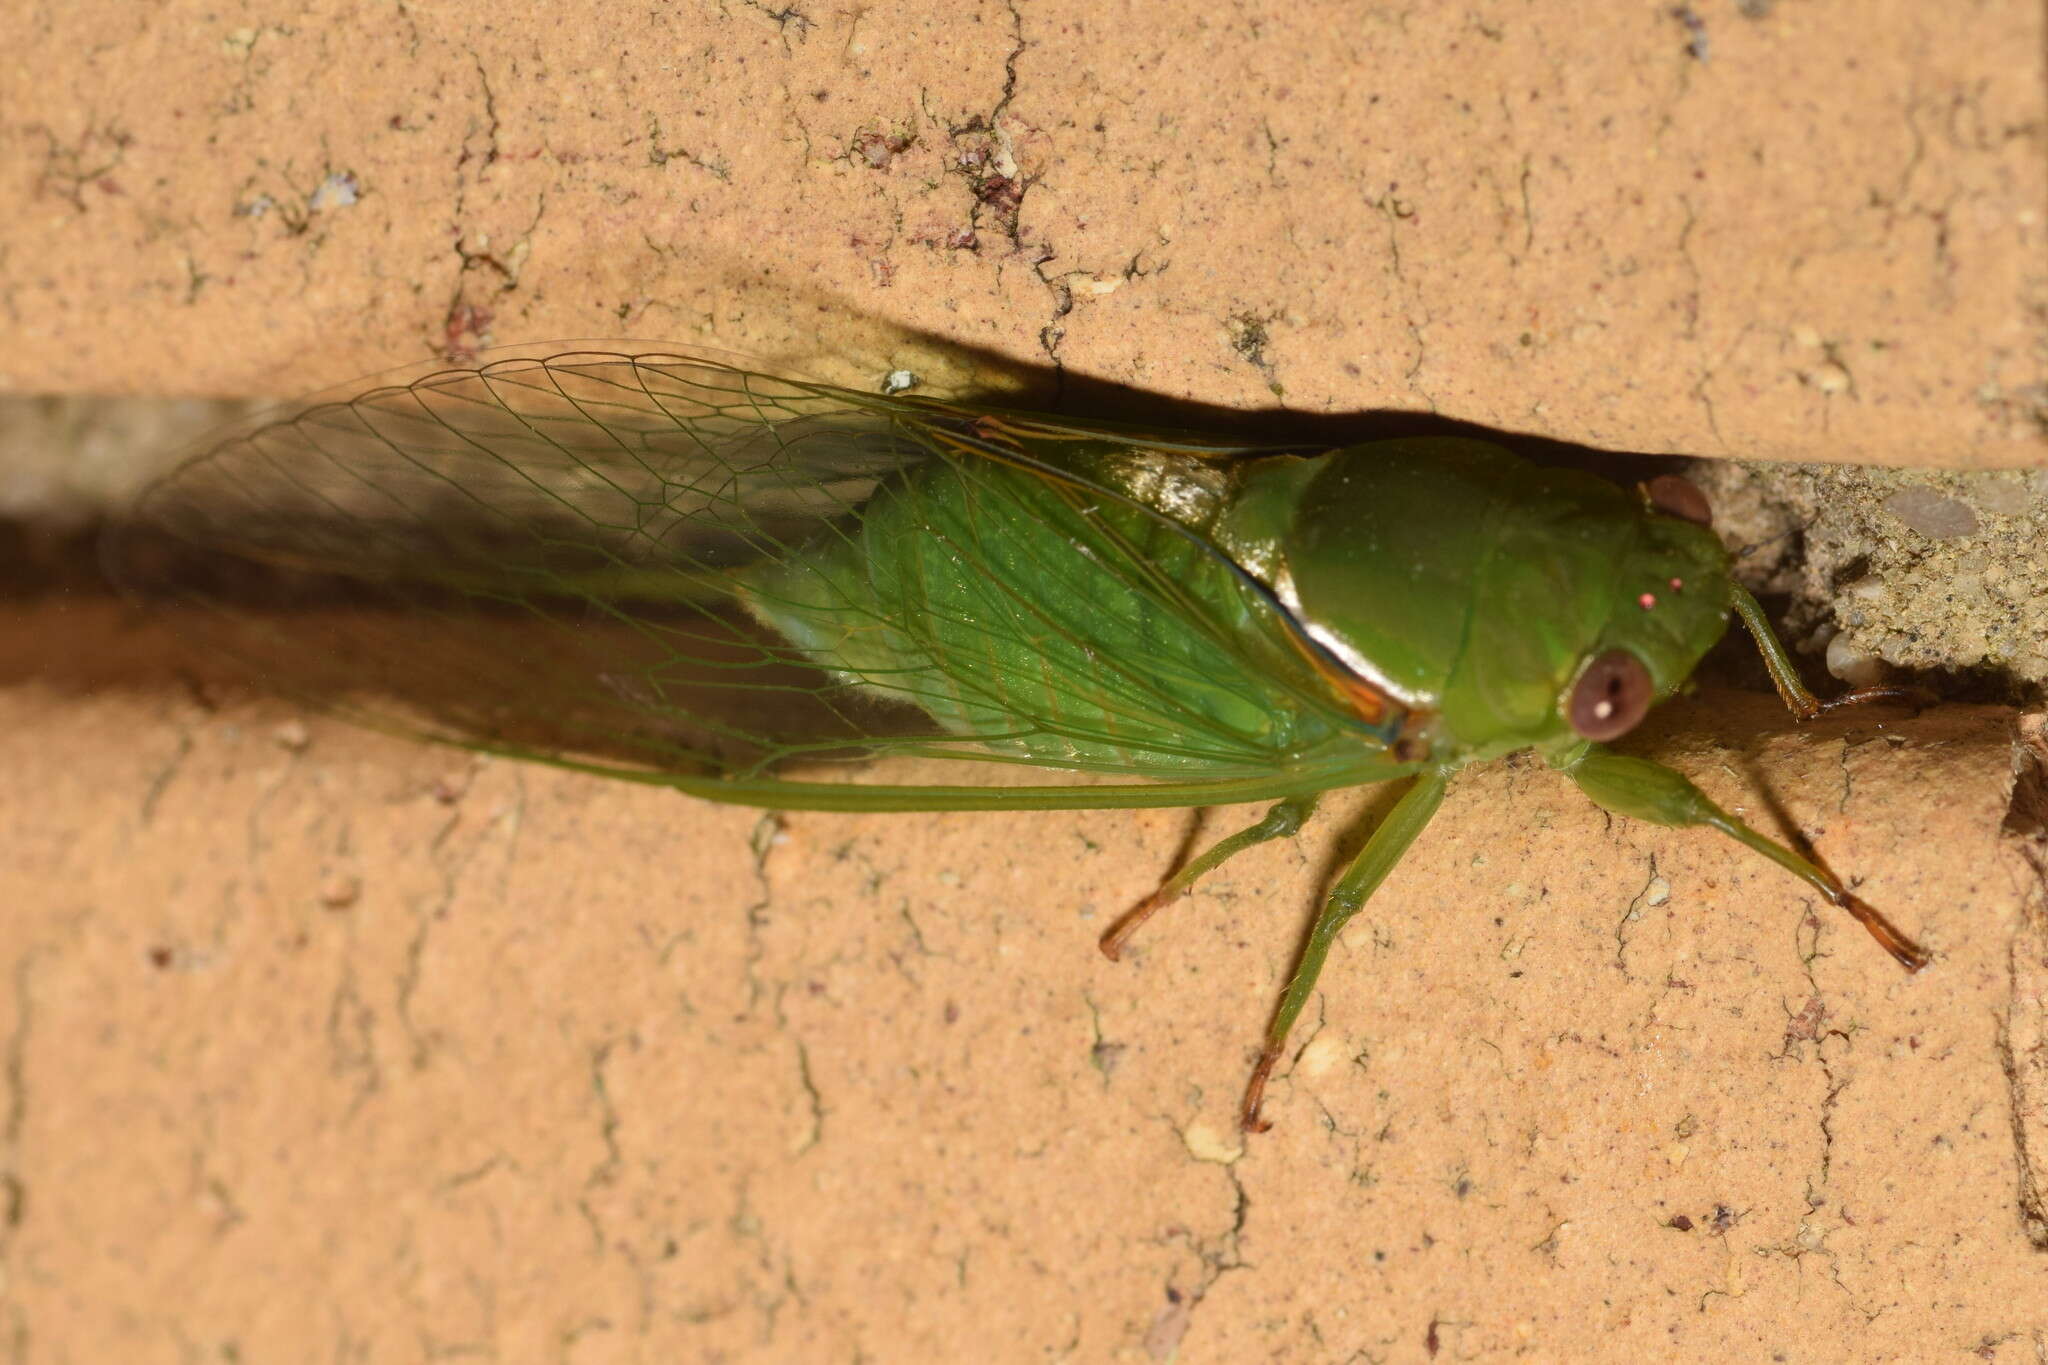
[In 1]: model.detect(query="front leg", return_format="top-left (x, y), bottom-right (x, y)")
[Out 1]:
top-left (1556, 743), bottom-right (1928, 971)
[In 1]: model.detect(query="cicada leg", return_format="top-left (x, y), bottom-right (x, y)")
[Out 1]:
top-left (1240, 771), bottom-right (1449, 1133)
top-left (1729, 586), bottom-right (1933, 719)
top-left (1098, 794), bottom-right (1321, 961)
top-left (1558, 745), bottom-right (1928, 972)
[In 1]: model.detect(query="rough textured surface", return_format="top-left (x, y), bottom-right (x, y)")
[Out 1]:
top-left (1697, 460), bottom-right (2048, 699)
top-left (2, 0), bottom-right (2043, 465)
top-left (2, 599), bottom-right (2043, 1362)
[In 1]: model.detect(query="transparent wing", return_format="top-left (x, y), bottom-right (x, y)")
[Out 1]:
top-left (108, 345), bottom-right (1407, 811)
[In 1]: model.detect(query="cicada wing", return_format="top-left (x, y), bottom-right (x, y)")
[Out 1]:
top-left (111, 348), bottom-right (948, 772)
top-left (122, 347), bottom-right (908, 585)
top-left (110, 346), bottom-right (1390, 800)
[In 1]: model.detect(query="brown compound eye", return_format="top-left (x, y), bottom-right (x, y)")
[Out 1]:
top-left (1567, 649), bottom-right (1654, 741)
top-left (1643, 474), bottom-right (1713, 528)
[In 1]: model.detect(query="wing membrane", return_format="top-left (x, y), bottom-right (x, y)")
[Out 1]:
top-left (110, 345), bottom-right (1406, 806)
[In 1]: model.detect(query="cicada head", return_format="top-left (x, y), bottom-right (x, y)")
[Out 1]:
top-left (1559, 478), bottom-right (1734, 743)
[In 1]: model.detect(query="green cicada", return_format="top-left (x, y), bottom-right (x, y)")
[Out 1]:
top-left (113, 345), bottom-right (1928, 1131)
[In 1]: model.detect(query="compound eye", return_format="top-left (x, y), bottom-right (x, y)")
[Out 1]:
top-left (1643, 474), bottom-right (1713, 528)
top-left (1568, 650), bottom-right (1654, 741)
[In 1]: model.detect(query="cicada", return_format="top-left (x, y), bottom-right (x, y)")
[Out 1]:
top-left (111, 345), bottom-right (1929, 1130)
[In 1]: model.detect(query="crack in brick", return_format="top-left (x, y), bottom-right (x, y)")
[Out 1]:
top-left (648, 114), bottom-right (732, 181)
top-left (138, 729), bottom-right (194, 826)
top-left (1997, 838), bottom-right (2048, 1248)
top-left (0, 948), bottom-right (40, 1263)
top-left (577, 1036), bottom-right (631, 1256)
top-left (735, 814), bottom-right (831, 1161)
top-left (1613, 853), bottom-right (1663, 976)
top-left (928, 2), bottom-right (1072, 373)
top-left (742, 0), bottom-right (816, 47)
top-left (740, 812), bottom-right (785, 1015)
top-left (439, 52), bottom-right (547, 360)
top-left (324, 966), bottom-right (383, 1119)
top-left (1144, 1162), bottom-right (1252, 1358)
top-left (28, 121), bottom-right (132, 214)
top-left (788, 1038), bottom-right (824, 1154)
top-left (394, 771), bottom-right (511, 1069)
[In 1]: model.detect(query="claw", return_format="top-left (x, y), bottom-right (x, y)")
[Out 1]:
top-left (1837, 890), bottom-right (1931, 972)
top-left (1239, 1043), bottom-right (1281, 1133)
top-left (1098, 890), bottom-right (1176, 962)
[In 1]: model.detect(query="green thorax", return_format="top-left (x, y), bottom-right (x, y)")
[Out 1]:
top-left (1210, 437), bottom-right (1735, 762)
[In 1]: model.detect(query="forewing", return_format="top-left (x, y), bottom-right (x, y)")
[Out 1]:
top-left (110, 346), bottom-right (1402, 809)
